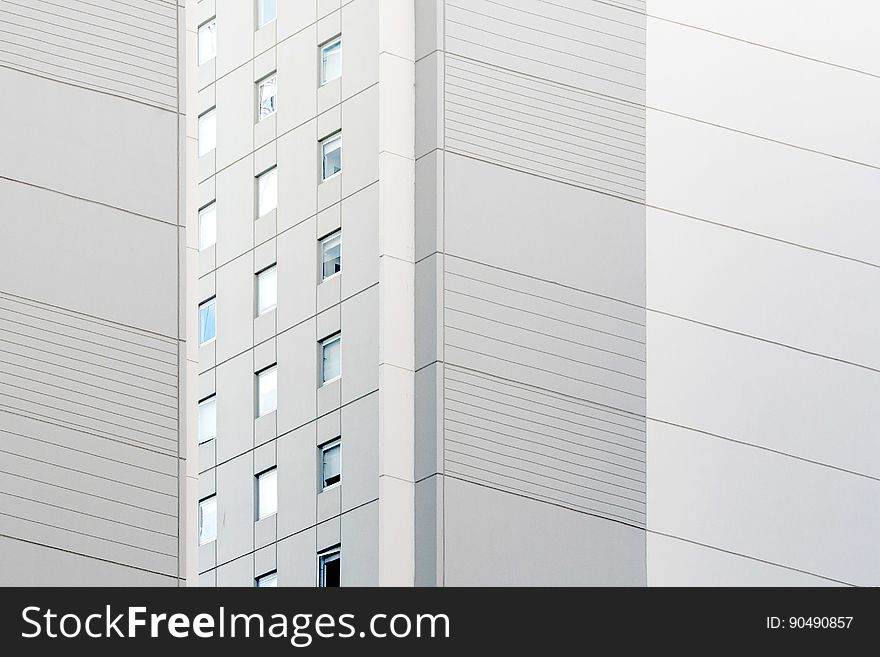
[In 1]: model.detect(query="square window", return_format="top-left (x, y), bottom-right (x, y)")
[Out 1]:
top-left (257, 74), bottom-right (277, 121)
top-left (320, 440), bottom-right (341, 490)
top-left (198, 18), bottom-right (216, 64)
top-left (198, 298), bottom-right (216, 345)
top-left (198, 202), bottom-right (216, 251)
top-left (321, 38), bottom-right (341, 84)
top-left (256, 571), bottom-right (277, 587)
top-left (257, 365), bottom-right (277, 417)
top-left (318, 549), bottom-right (340, 587)
top-left (198, 396), bottom-right (216, 444)
top-left (256, 265), bottom-right (277, 316)
top-left (257, 167), bottom-right (277, 217)
top-left (321, 135), bottom-right (341, 180)
top-left (257, 0), bottom-right (276, 28)
top-left (256, 468), bottom-right (277, 520)
top-left (198, 108), bottom-right (216, 157)
top-left (320, 335), bottom-right (341, 384)
top-left (320, 232), bottom-right (341, 280)
top-left (198, 496), bottom-right (216, 545)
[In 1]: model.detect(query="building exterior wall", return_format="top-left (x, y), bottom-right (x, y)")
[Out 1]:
top-left (192, 0), bottom-right (878, 587)
top-left (645, 0), bottom-right (880, 586)
top-left (191, 0), bottom-right (414, 587)
top-left (413, 0), bottom-right (647, 586)
top-left (0, 0), bottom-right (189, 586)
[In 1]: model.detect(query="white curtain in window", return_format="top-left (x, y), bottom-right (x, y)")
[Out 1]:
top-left (198, 397), bottom-right (216, 443)
top-left (257, 469), bottom-right (277, 519)
top-left (257, 168), bottom-right (277, 216)
top-left (257, 266), bottom-right (277, 315)
top-left (198, 109), bottom-right (216, 156)
top-left (198, 203), bottom-right (216, 250)
top-left (198, 497), bottom-right (216, 544)
top-left (198, 20), bottom-right (216, 64)
top-left (258, 76), bottom-right (277, 120)
top-left (258, 367), bottom-right (277, 416)
top-left (322, 40), bottom-right (341, 83)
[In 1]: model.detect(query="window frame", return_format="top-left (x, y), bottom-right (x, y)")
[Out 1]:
top-left (198, 495), bottom-right (217, 545)
top-left (257, 0), bottom-right (277, 28)
top-left (320, 438), bottom-right (341, 491)
top-left (256, 264), bottom-right (278, 316)
top-left (320, 133), bottom-right (342, 181)
top-left (319, 231), bottom-right (341, 282)
top-left (256, 467), bottom-right (278, 520)
top-left (198, 17), bottom-right (217, 65)
top-left (256, 571), bottom-right (277, 587)
top-left (256, 166), bottom-right (278, 218)
top-left (256, 72), bottom-right (277, 121)
top-left (320, 37), bottom-right (342, 85)
top-left (256, 364), bottom-right (278, 417)
top-left (320, 334), bottom-right (341, 385)
top-left (318, 548), bottom-right (341, 587)
top-left (198, 201), bottom-right (217, 251)
top-left (198, 395), bottom-right (217, 444)
top-left (197, 107), bottom-right (216, 157)
top-left (198, 297), bottom-right (217, 346)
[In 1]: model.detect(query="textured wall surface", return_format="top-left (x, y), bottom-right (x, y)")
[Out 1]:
top-left (415, 0), bottom-right (647, 586)
top-left (0, 1), bottom-right (186, 586)
top-left (0, 0), bottom-right (179, 110)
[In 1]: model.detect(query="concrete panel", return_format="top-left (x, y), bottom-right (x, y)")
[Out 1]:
top-left (444, 477), bottom-right (646, 586)
top-left (647, 420), bottom-right (880, 586)
top-left (647, 312), bottom-right (880, 478)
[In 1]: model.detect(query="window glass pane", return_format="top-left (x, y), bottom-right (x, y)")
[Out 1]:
top-left (199, 299), bottom-right (216, 344)
top-left (198, 203), bottom-right (216, 250)
top-left (258, 0), bottom-right (277, 27)
top-left (258, 366), bottom-right (277, 416)
top-left (198, 497), bottom-right (216, 545)
top-left (198, 19), bottom-right (216, 64)
top-left (257, 469), bottom-right (277, 519)
top-left (257, 168), bottom-right (277, 217)
top-left (198, 397), bottom-right (216, 443)
top-left (321, 40), bottom-right (341, 83)
top-left (322, 337), bottom-right (341, 383)
top-left (257, 266), bottom-right (277, 315)
top-left (320, 552), bottom-right (340, 587)
top-left (322, 137), bottom-right (341, 179)
top-left (257, 572), bottom-right (277, 587)
top-left (321, 233), bottom-right (341, 279)
top-left (258, 75), bottom-right (277, 120)
top-left (322, 443), bottom-right (341, 488)
top-left (198, 109), bottom-right (216, 156)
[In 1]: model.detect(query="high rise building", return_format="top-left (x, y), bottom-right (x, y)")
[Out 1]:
top-left (0, 0), bottom-right (874, 589)
top-left (190, 0), bottom-right (879, 587)
top-left (0, 0), bottom-right (191, 585)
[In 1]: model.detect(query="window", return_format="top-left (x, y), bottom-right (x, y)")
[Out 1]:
top-left (257, 167), bottom-right (277, 217)
top-left (256, 265), bottom-right (277, 316)
top-left (198, 202), bottom-right (216, 250)
top-left (257, 365), bottom-right (277, 416)
top-left (199, 297), bottom-right (216, 345)
top-left (257, 0), bottom-right (276, 27)
top-left (320, 335), bottom-right (341, 384)
top-left (321, 134), bottom-right (341, 180)
top-left (198, 108), bottom-right (216, 156)
top-left (321, 38), bottom-right (342, 84)
top-left (320, 439), bottom-right (341, 490)
top-left (257, 73), bottom-right (277, 120)
top-left (256, 467), bottom-right (277, 520)
top-left (256, 571), bottom-right (277, 587)
top-left (320, 232), bottom-right (341, 280)
top-left (198, 496), bottom-right (216, 545)
top-left (198, 395), bottom-right (216, 444)
top-left (198, 18), bottom-right (216, 64)
top-left (318, 549), bottom-right (340, 587)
